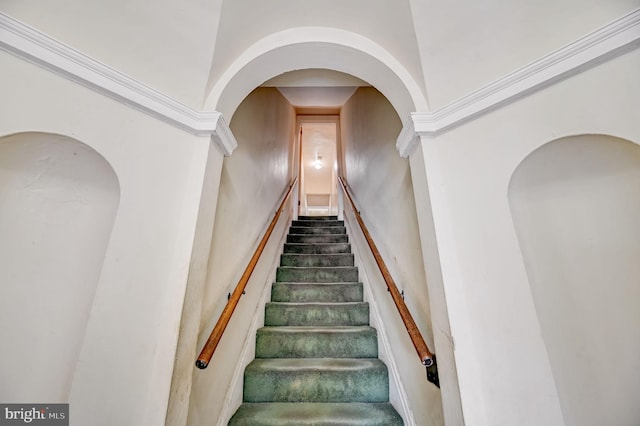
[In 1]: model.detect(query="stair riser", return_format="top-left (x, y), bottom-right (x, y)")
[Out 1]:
top-left (271, 283), bottom-right (363, 303)
top-left (292, 220), bottom-right (344, 227)
top-left (265, 303), bottom-right (369, 326)
top-left (287, 234), bottom-right (349, 244)
top-left (298, 215), bottom-right (338, 221)
top-left (243, 363), bottom-right (389, 403)
top-left (277, 267), bottom-right (358, 283)
top-left (289, 226), bottom-right (346, 235)
top-left (280, 254), bottom-right (354, 267)
top-left (256, 328), bottom-right (378, 358)
top-left (283, 243), bottom-right (351, 254)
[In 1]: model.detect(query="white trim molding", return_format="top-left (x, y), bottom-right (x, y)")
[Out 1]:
top-left (1, 7), bottom-right (637, 159)
top-left (0, 12), bottom-right (237, 156)
top-left (397, 8), bottom-right (640, 157)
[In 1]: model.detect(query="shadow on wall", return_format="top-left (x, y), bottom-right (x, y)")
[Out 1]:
top-left (508, 134), bottom-right (640, 426)
top-left (0, 132), bottom-right (120, 403)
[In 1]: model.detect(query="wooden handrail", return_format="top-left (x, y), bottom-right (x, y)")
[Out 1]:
top-left (338, 177), bottom-right (435, 367)
top-left (196, 178), bottom-right (298, 369)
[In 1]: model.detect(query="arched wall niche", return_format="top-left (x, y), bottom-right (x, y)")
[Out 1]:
top-left (0, 132), bottom-right (120, 402)
top-left (205, 27), bottom-right (429, 124)
top-left (508, 134), bottom-right (640, 426)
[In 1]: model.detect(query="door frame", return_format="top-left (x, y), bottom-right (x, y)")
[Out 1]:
top-left (295, 114), bottom-right (342, 217)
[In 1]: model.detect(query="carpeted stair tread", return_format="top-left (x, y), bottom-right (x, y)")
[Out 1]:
top-left (289, 226), bottom-right (347, 235)
top-left (271, 282), bottom-right (363, 303)
top-left (283, 243), bottom-right (351, 254)
top-left (280, 253), bottom-right (354, 267)
top-left (243, 358), bottom-right (390, 403)
top-left (276, 266), bottom-right (358, 283)
top-left (256, 326), bottom-right (378, 358)
top-left (265, 302), bottom-right (369, 326)
top-left (228, 402), bottom-right (403, 426)
top-left (229, 216), bottom-right (403, 424)
top-left (287, 234), bottom-right (349, 244)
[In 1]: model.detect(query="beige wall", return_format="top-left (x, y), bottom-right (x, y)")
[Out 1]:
top-left (200, 87), bottom-right (295, 330)
top-left (187, 87), bottom-right (296, 425)
top-left (340, 87), bottom-right (444, 425)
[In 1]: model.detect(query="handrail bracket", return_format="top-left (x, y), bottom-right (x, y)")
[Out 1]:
top-left (425, 355), bottom-right (440, 388)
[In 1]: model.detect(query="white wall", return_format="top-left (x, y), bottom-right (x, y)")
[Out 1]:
top-left (409, 0), bottom-right (638, 109)
top-left (166, 142), bottom-right (225, 426)
top-left (414, 48), bottom-right (640, 425)
top-left (409, 142), bottom-right (465, 426)
top-left (0, 51), bottom-right (213, 426)
top-left (207, 0), bottom-right (426, 99)
top-left (2, 0), bottom-right (224, 107)
top-left (340, 87), bottom-right (444, 425)
top-left (188, 87), bottom-right (296, 425)
top-left (0, 132), bottom-right (119, 403)
top-left (509, 135), bottom-right (640, 426)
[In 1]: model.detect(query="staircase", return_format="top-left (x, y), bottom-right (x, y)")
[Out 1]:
top-left (229, 215), bottom-right (403, 425)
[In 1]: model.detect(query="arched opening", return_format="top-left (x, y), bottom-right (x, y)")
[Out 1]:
top-left (194, 81), bottom-right (445, 423)
top-left (509, 134), bottom-right (640, 426)
top-left (204, 27), bottom-right (429, 123)
top-left (184, 29), bottom-right (444, 425)
top-left (0, 132), bottom-right (120, 402)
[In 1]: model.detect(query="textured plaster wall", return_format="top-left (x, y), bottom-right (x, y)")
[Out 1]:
top-left (0, 133), bottom-right (119, 403)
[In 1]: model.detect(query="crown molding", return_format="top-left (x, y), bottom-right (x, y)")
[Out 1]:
top-left (0, 12), bottom-right (237, 156)
top-left (0, 9), bottom-right (637, 159)
top-left (397, 8), bottom-right (640, 157)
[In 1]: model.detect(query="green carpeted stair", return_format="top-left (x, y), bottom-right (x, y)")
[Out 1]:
top-left (229, 216), bottom-right (403, 425)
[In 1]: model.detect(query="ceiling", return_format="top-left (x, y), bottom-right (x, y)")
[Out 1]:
top-left (263, 69), bottom-right (370, 108)
top-left (277, 87), bottom-right (358, 108)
